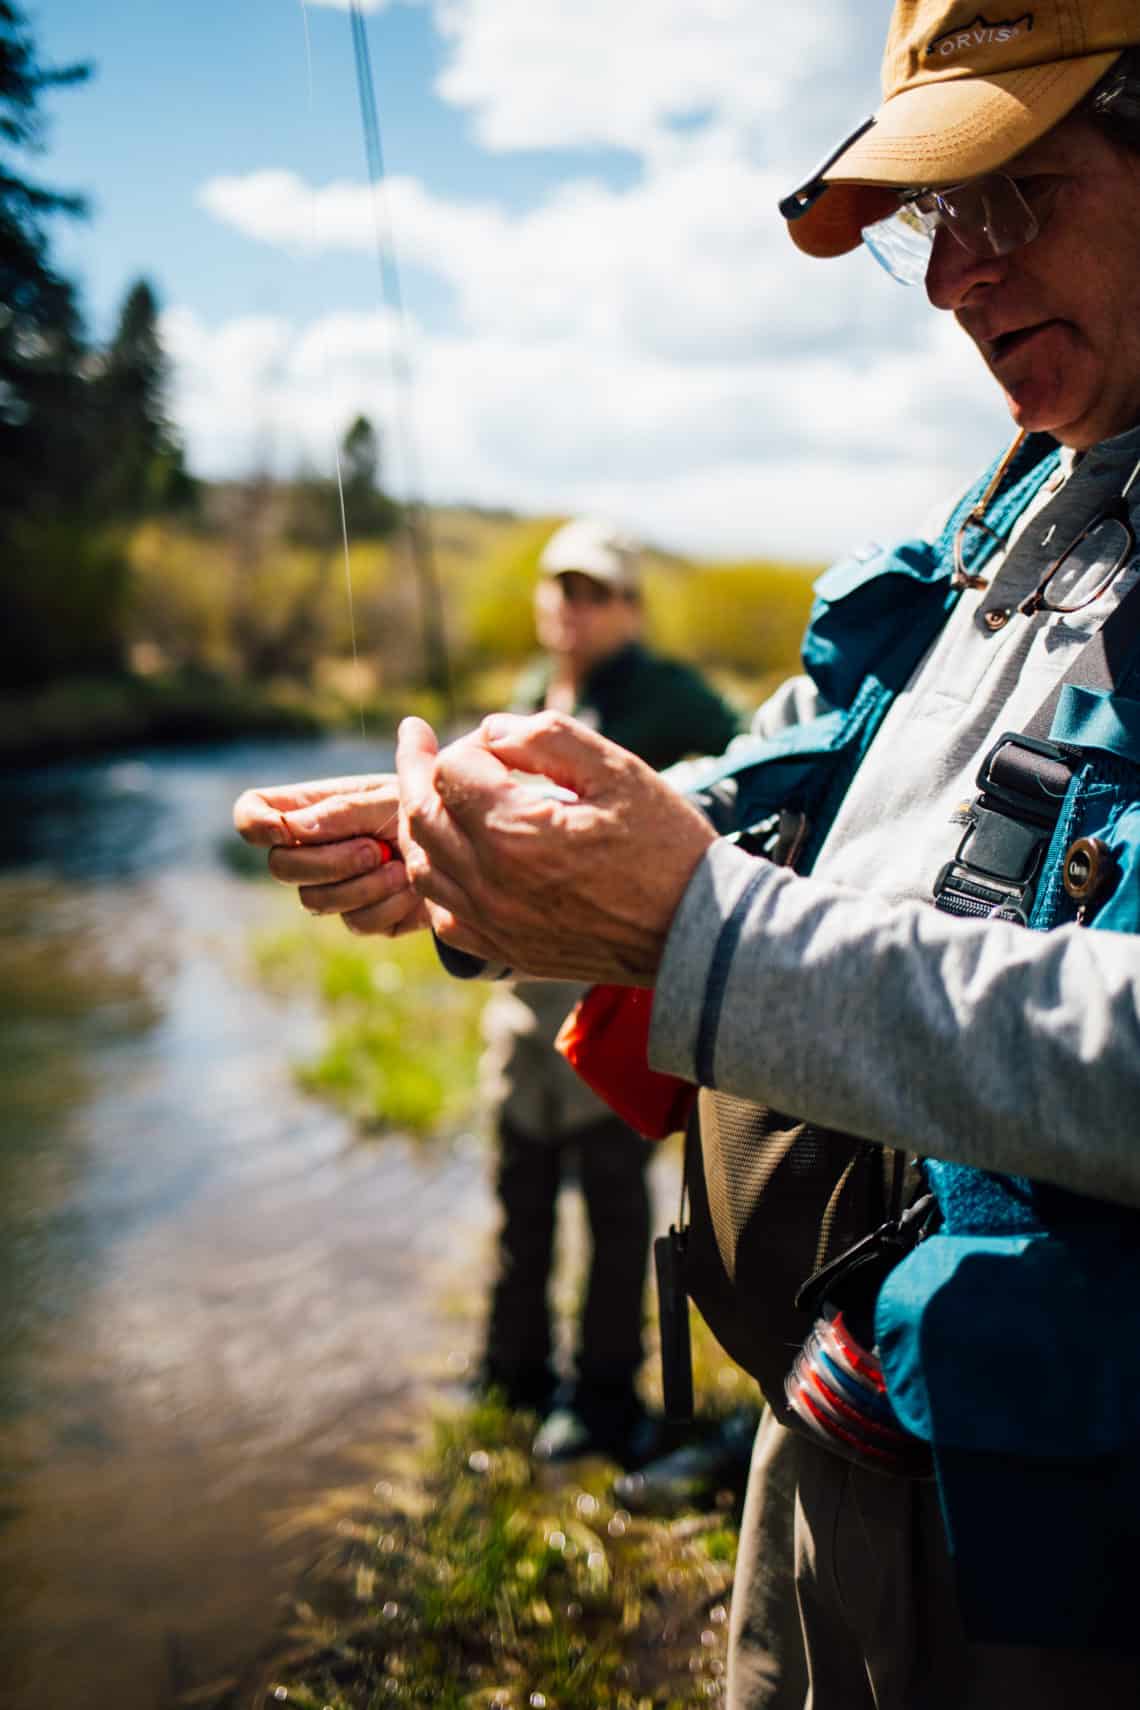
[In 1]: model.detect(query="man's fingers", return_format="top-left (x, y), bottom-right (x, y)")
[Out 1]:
top-left (299, 858), bottom-right (411, 918)
top-left (421, 901), bottom-right (501, 962)
top-left (396, 717), bottom-right (437, 855)
top-left (478, 710), bottom-right (627, 800)
top-left (233, 788), bottom-right (293, 847)
top-left (233, 776), bottom-right (395, 845)
top-left (268, 835), bottom-right (393, 888)
top-left (402, 836), bottom-right (484, 925)
top-left (395, 718), bottom-right (495, 865)
top-left (341, 891), bottom-right (430, 938)
top-left (424, 729), bottom-right (523, 833)
top-left (255, 774), bottom-right (394, 810)
top-left (281, 785), bottom-right (400, 845)
top-left (395, 717), bottom-right (440, 804)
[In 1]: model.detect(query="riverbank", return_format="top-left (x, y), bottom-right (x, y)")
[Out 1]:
top-left (229, 891), bottom-right (754, 1710)
top-left (206, 1390), bottom-right (742, 1710)
top-left (0, 671), bottom-right (328, 768)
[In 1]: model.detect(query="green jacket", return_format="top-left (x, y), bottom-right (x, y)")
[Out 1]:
top-left (482, 640), bottom-right (742, 1140)
top-left (512, 641), bottom-right (742, 770)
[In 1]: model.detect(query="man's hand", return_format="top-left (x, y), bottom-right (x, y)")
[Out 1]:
top-left (232, 773), bottom-right (428, 937)
top-left (396, 711), bottom-right (717, 983)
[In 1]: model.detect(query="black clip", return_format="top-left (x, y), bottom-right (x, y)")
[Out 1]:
top-left (654, 1227), bottom-right (694, 1423)
top-left (794, 1194), bottom-right (938, 1324)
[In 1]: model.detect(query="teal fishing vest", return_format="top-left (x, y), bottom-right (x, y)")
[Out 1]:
top-left (695, 431), bottom-right (1140, 1651)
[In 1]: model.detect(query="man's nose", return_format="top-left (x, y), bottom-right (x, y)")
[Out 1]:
top-left (924, 225), bottom-right (1005, 310)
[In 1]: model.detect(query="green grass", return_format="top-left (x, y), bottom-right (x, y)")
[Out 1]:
top-left (218, 1393), bottom-right (738, 1710)
top-left (225, 900), bottom-right (761, 1709)
top-left (252, 912), bottom-right (488, 1136)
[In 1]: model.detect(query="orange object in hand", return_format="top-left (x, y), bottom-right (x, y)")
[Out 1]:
top-left (373, 837), bottom-right (395, 864)
top-left (555, 984), bottom-right (697, 1141)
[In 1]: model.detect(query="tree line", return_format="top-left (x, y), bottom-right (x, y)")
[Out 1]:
top-left (0, 0), bottom-right (398, 698)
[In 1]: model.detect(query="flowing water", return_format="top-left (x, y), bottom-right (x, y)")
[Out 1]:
top-left (0, 739), bottom-right (495, 1707)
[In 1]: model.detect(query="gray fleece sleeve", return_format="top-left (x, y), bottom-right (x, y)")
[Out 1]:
top-left (648, 838), bottom-right (1140, 1209)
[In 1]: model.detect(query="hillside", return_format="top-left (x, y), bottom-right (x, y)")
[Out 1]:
top-left (3, 492), bottom-right (821, 762)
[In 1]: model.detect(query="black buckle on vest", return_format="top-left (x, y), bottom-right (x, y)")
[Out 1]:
top-left (933, 733), bottom-right (1075, 926)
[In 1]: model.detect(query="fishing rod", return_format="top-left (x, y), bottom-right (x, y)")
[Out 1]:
top-left (347, 0), bottom-right (455, 726)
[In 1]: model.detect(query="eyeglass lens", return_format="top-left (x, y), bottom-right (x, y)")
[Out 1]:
top-left (1023, 512), bottom-right (1135, 615)
top-left (927, 178), bottom-right (1038, 259)
top-left (861, 173), bottom-right (1039, 287)
top-left (555, 574), bottom-right (615, 606)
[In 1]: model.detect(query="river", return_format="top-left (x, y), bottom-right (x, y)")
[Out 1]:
top-left (0, 738), bottom-right (496, 1707)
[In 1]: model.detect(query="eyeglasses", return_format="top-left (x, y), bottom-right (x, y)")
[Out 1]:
top-left (861, 172), bottom-right (1053, 287)
top-left (952, 434), bottom-right (1140, 616)
top-left (1018, 455), bottom-right (1140, 618)
top-left (551, 573), bottom-right (618, 607)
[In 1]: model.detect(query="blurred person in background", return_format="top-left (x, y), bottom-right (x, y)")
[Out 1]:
top-left (233, 515), bottom-right (741, 1469)
top-left (478, 516), bottom-right (742, 1463)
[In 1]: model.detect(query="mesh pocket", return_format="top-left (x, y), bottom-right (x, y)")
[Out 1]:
top-left (685, 1093), bottom-right (900, 1415)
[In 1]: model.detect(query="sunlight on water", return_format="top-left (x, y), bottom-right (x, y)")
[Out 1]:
top-left (0, 739), bottom-right (494, 1705)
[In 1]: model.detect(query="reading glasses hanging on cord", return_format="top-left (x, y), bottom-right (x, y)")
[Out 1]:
top-left (1018, 457), bottom-right (1140, 617)
top-left (953, 454), bottom-right (1140, 614)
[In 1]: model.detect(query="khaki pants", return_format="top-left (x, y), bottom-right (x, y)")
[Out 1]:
top-left (727, 1408), bottom-right (808, 1710)
top-left (728, 1414), bottom-right (1140, 1710)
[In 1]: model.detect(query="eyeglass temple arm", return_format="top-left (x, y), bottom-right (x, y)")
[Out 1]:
top-left (778, 116), bottom-right (877, 221)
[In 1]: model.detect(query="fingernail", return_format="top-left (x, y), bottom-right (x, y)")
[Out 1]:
top-left (482, 715), bottom-right (512, 742)
top-left (287, 802), bottom-right (328, 832)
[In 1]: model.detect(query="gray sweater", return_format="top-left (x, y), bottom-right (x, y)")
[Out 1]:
top-left (650, 426), bottom-right (1140, 1209)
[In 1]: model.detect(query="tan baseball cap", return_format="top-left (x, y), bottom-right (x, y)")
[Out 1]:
top-left (538, 517), bottom-right (642, 592)
top-left (781, 0), bottom-right (1139, 259)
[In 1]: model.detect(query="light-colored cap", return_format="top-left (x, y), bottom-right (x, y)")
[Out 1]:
top-left (538, 517), bottom-right (642, 591)
top-left (782, 0), bottom-right (1138, 260)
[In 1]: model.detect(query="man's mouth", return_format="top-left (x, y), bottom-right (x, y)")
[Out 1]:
top-left (982, 320), bottom-right (1060, 365)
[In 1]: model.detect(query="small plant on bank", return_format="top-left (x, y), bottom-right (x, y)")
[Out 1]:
top-left (252, 909), bottom-right (488, 1136)
top-left (231, 1397), bottom-right (736, 1710)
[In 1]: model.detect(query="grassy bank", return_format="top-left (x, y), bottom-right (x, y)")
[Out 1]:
top-left (232, 893), bottom-right (758, 1710)
top-left (0, 671), bottom-right (329, 768)
top-left (251, 910), bottom-right (489, 1136)
top-left (208, 1395), bottom-right (739, 1710)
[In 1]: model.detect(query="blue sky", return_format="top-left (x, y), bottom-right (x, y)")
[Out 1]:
top-left (31, 0), bottom-right (1010, 557)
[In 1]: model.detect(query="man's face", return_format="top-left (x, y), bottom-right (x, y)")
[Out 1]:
top-left (925, 117), bottom-right (1140, 448)
top-left (533, 572), bottom-right (640, 671)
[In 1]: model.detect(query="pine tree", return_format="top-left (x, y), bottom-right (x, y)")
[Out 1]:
top-left (340, 413), bottom-right (398, 536)
top-left (0, 0), bottom-right (91, 513)
top-left (95, 277), bottom-right (195, 516)
top-left (0, 5), bottom-right (136, 688)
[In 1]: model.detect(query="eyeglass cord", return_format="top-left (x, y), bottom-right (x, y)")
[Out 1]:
top-left (951, 428), bottom-right (1028, 590)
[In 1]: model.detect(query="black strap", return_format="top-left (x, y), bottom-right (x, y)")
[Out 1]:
top-left (1022, 570), bottom-right (1140, 745)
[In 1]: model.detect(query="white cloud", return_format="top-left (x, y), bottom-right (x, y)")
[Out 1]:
top-left (302, 0), bottom-right (886, 163)
top-left (197, 130), bottom-right (915, 364)
top-left (165, 291), bottom-right (1009, 560)
top-left (180, 0), bottom-right (1015, 558)
top-left (430, 0), bottom-right (866, 158)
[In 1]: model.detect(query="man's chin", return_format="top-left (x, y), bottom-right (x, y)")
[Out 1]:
top-left (996, 376), bottom-right (1088, 446)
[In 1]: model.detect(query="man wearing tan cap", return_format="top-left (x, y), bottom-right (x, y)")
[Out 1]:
top-left (477, 517), bottom-right (740, 1464)
top-left (237, 2), bottom-right (1140, 1702)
